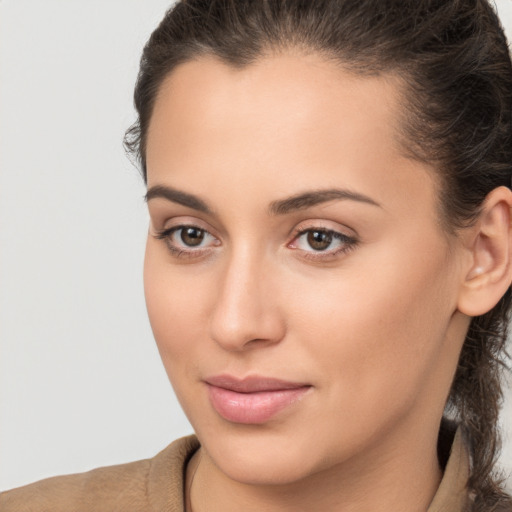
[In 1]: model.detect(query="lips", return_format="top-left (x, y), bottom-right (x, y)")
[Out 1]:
top-left (205, 375), bottom-right (311, 424)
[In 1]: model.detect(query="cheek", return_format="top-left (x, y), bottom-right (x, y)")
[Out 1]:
top-left (143, 242), bottom-right (218, 427)
top-left (286, 235), bottom-right (456, 414)
top-left (143, 239), bottom-right (210, 370)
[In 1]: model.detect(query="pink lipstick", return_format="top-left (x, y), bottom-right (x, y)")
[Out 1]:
top-left (205, 375), bottom-right (311, 424)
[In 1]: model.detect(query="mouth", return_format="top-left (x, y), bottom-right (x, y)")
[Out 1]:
top-left (204, 375), bottom-right (312, 424)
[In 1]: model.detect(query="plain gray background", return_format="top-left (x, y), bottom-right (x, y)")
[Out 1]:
top-left (1, 0), bottom-right (511, 492)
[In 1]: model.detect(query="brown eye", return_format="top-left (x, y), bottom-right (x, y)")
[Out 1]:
top-left (180, 227), bottom-right (205, 246)
top-left (307, 230), bottom-right (333, 251)
top-left (289, 227), bottom-right (357, 259)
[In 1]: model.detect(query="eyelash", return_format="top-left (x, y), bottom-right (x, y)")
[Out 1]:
top-left (289, 227), bottom-right (358, 261)
top-left (153, 224), bottom-right (358, 261)
top-left (154, 225), bottom-right (219, 259)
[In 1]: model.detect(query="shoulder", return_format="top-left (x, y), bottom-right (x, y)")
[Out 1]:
top-left (0, 458), bottom-right (152, 512)
top-left (0, 435), bottom-right (200, 512)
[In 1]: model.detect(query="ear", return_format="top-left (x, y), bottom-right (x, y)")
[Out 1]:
top-left (457, 186), bottom-right (512, 317)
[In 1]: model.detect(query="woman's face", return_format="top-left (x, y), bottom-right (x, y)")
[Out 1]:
top-left (144, 54), bottom-right (470, 484)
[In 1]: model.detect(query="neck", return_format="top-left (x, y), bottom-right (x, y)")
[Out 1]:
top-left (187, 419), bottom-right (444, 512)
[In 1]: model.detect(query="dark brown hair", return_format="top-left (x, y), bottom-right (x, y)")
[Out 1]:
top-left (125, 1), bottom-right (512, 509)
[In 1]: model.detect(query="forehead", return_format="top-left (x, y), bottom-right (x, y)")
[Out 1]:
top-left (145, 53), bottom-right (439, 227)
top-left (147, 53), bottom-right (405, 164)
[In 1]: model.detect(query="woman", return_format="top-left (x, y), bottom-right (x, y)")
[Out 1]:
top-left (1, 0), bottom-right (511, 511)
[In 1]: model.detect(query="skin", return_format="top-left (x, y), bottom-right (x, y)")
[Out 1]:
top-left (143, 53), bottom-right (512, 512)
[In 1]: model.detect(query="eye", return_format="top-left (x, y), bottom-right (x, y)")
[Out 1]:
top-left (176, 226), bottom-right (208, 247)
top-left (302, 230), bottom-right (336, 251)
top-left (289, 227), bottom-right (357, 259)
top-left (154, 224), bottom-right (220, 258)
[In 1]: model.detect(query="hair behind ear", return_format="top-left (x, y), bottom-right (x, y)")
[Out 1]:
top-left (450, 189), bottom-right (512, 509)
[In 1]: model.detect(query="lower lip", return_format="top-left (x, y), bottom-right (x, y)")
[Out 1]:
top-left (207, 384), bottom-right (311, 424)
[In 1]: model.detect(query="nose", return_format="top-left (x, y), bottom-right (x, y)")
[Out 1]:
top-left (209, 247), bottom-right (286, 352)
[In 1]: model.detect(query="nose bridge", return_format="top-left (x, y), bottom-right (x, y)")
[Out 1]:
top-left (209, 242), bottom-right (283, 351)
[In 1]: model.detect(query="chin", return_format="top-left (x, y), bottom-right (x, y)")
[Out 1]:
top-left (214, 450), bottom-right (316, 486)
top-left (197, 422), bottom-right (338, 486)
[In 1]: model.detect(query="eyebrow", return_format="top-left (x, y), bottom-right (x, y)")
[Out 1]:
top-left (145, 185), bottom-right (381, 215)
top-left (268, 189), bottom-right (381, 215)
top-left (145, 185), bottom-right (212, 214)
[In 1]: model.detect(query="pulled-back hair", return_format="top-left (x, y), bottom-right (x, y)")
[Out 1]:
top-left (124, 1), bottom-right (512, 509)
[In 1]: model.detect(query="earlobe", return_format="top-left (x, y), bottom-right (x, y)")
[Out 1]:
top-left (457, 186), bottom-right (512, 317)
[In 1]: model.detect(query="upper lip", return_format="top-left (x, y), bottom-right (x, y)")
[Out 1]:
top-left (204, 374), bottom-right (311, 393)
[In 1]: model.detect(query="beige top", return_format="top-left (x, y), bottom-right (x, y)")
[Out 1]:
top-left (0, 431), bottom-right (469, 512)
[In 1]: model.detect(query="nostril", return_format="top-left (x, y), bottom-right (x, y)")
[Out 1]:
top-left (209, 303), bottom-right (286, 352)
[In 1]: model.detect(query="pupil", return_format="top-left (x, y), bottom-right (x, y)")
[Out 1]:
top-left (307, 230), bottom-right (332, 251)
top-left (181, 227), bottom-right (205, 246)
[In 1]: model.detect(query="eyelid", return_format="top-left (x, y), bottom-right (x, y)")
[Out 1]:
top-left (289, 219), bottom-right (358, 240)
top-left (153, 214), bottom-right (215, 232)
top-left (155, 225), bottom-right (219, 245)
